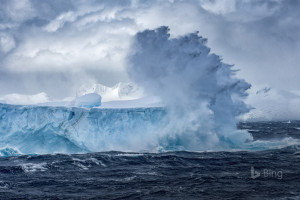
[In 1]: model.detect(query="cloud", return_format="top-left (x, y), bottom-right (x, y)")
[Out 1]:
top-left (200, 0), bottom-right (281, 21)
top-left (0, 0), bottom-right (36, 22)
top-left (0, 0), bottom-right (299, 102)
top-left (0, 32), bottom-right (16, 53)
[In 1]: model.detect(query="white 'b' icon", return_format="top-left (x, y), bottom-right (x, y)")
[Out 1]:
top-left (251, 166), bottom-right (260, 179)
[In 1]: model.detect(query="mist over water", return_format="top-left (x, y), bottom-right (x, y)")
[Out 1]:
top-left (128, 27), bottom-right (252, 150)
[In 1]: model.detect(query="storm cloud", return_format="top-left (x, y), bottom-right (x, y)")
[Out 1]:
top-left (0, 0), bottom-right (299, 101)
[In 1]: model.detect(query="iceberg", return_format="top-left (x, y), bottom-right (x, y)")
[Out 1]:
top-left (0, 103), bottom-right (252, 155)
top-left (0, 103), bottom-right (166, 154)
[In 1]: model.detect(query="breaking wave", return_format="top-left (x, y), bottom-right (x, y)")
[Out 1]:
top-left (127, 27), bottom-right (252, 150)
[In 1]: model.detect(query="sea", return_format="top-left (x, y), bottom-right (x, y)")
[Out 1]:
top-left (0, 121), bottom-right (299, 199)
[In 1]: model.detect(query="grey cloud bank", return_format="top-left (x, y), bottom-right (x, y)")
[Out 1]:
top-left (0, 0), bottom-right (300, 119)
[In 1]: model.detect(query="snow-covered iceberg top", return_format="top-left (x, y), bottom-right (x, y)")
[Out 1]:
top-left (0, 82), bottom-right (146, 108)
top-left (0, 92), bottom-right (50, 105)
top-left (68, 93), bottom-right (101, 108)
top-left (76, 82), bottom-right (143, 102)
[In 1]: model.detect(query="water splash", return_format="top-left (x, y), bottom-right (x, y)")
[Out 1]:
top-left (128, 26), bottom-right (252, 150)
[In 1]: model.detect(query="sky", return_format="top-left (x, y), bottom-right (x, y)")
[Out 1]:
top-left (0, 0), bottom-right (300, 100)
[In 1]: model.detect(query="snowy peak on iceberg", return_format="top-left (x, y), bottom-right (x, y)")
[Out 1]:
top-left (116, 82), bottom-right (142, 98)
top-left (76, 82), bottom-right (143, 102)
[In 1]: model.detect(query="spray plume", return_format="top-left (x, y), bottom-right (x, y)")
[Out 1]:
top-left (128, 27), bottom-right (252, 150)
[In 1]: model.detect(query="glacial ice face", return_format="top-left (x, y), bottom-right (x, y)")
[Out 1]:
top-left (0, 104), bottom-right (166, 154)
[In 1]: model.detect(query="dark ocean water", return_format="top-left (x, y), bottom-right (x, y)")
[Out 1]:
top-left (0, 121), bottom-right (300, 200)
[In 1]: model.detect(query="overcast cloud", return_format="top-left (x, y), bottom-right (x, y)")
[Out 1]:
top-left (0, 0), bottom-right (299, 99)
